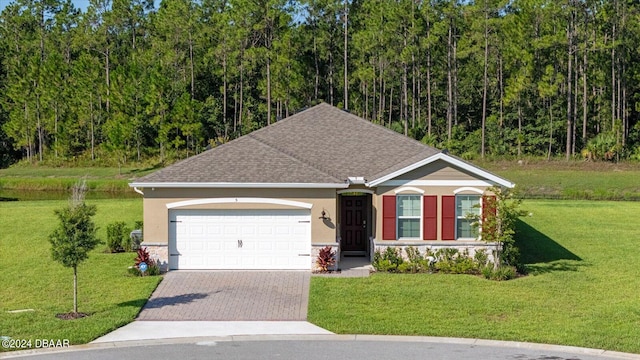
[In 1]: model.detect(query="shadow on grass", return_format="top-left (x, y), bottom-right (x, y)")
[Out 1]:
top-left (515, 219), bottom-right (585, 274)
top-left (123, 163), bottom-right (165, 176)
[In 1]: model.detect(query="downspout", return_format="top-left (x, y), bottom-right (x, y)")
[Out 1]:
top-left (133, 187), bottom-right (144, 196)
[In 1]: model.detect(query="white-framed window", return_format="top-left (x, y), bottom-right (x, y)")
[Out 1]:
top-left (397, 194), bottom-right (421, 239)
top-left (456, 195), bottom-right (480, 239)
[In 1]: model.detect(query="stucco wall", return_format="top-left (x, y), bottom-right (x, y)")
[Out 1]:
top-left (372, 160), bottom-right (495, 243)
top-left (140, 187), bottom-right (337, 246)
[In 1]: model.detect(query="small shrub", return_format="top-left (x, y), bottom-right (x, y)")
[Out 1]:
top-left (106, 221), bottom-right (131, 253)
top-left (372, 247), bottom-right (404, 272)
top-left (316, 246), bottom-right (336, 272)
top-left (482, 265), bottom-right (517, 281)
top-left (129, 247), bottom-right (160, 276)
top-left (474, 249), bottom-right (489, 267)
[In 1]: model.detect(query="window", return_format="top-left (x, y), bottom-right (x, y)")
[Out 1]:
top-left (397, 195), bottom-right (421, 238)
top-left (456, 195), bottom-right (480, 239)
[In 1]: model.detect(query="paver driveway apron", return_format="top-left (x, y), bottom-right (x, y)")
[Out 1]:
top-left (137, 271), bottom-right (310, 321)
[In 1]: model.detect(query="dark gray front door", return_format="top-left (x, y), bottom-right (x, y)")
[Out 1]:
top-left (340, 195), bottom-right (368, 255)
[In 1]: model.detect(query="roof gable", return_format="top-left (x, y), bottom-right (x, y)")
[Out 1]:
top-left (131, 103), bottom-right (512, 188)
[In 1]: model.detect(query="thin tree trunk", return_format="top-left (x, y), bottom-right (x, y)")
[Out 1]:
top-left (343, 0), bottom-right (348, 110)
top-left (267, 55), bottom-right (272, 125)
top-left (223, 50), bottom-right (228, 138)
top-left (518, 101), bottom-right (522, 157)
top-left (447, 22), bottom-right (453, 141)
top-left (189, 32), bottom-right (195, 98)
top-left (426, 10), bottom-right (432, 135)
top-left (314, 34), bottom-right (319, 99)
top-left (548, 99), bottom-right (554, 160)
top-left (73, 266), bottom-right (78, 313)
top-left (481, 0), bottom-right (489, 158)
top-left (388, 87), bottom-right (393, 128)
top-left (566, 4), bottom-right (574, 161)
top-left (582, 36), bottom-right (588, 142)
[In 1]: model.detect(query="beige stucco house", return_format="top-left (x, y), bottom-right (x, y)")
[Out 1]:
top-left (130, 103), bottom-right (514, 271)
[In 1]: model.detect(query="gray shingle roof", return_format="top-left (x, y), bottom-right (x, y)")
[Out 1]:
top-left (134, 103), bottom-right (440, 185)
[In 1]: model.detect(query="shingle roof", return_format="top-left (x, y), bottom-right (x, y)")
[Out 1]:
top-left (133, 103), bottom-right (442, 185)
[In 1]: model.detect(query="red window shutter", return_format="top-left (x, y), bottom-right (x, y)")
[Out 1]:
top-left (423, 195), bottom-right (437, 240)
top-left (442, 195), bottom-right (456, 240)
top-left (382, 195), bottom-right (396, 240)
top-left (482, 195), bottom-right (497, 238)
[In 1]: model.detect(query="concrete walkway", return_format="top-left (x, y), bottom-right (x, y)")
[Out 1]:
top-left (91, 321), bottom-right (333, 343)
top-left (137, 271), bottom-right (310, 321)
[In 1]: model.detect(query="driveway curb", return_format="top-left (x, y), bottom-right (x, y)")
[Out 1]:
top-left (3, 335), bottom-right (639, 359)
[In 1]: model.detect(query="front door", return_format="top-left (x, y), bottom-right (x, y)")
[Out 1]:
top-left (340, 195), bottom-right (369, 255)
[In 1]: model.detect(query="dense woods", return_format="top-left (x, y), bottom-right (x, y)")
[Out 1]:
top-left (1, 0), bottom-right (639, 168)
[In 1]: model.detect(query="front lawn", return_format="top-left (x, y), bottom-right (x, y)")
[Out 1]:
top-left (0, 199), bottom-right (160, 350)
top-left (308, 200), bottom-right (640, 354)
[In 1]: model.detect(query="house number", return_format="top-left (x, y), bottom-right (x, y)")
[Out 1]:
top-left (238, 239), bottom-right (243, 248)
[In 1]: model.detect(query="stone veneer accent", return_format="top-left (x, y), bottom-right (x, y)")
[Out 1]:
top-left (311, 243), bottom-right (340, 272)
top-left (140, 243), bottom-right (169, 272)
top-left (374, 241), bottom-right (500, 264)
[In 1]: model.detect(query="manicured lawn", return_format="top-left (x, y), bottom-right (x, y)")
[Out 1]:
top-left (308, 200), bottom-right (640, 353)
top-left (0, 199), bottom-right (160, 350)
top-left (477, 159), bottom-right (640, 200)
top-left (0, 165), bottom-right (158, 194)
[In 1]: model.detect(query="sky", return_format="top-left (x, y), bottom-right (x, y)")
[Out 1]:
top-left (0, 0), bottom-right (95, 13)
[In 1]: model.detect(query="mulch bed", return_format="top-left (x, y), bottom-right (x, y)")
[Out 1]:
top-left (56, 312), bottom-right (88, 320)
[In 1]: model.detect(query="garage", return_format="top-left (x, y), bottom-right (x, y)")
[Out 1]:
top-left (168, 209), bottom-right (311, 270)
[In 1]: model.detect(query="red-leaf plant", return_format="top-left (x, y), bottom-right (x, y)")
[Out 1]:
top-left (316, 246), bottom-right (336, 272)
top-left (134, 247), bottom-right (155, 268)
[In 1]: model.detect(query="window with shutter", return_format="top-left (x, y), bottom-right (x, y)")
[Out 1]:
top-left (382, 196), bottom-right (396, 240)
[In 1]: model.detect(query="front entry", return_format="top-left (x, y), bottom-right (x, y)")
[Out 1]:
top-left (340, 195), bottom-right (370, 256)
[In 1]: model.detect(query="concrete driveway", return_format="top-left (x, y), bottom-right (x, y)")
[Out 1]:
top-left (136, 271), bottom-right (310, 321)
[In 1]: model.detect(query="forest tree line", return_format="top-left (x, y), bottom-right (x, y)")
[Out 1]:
top-left (1, 0), bottom-right (639, 168)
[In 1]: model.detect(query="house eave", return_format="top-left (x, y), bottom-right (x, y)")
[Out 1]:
top-left (128, 182), bottom-right (350, 189)
top-left (366, 152), bottom-right (515, 188)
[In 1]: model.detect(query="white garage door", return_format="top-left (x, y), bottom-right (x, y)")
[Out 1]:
top-left (169, 209), bottom-right (311, 270)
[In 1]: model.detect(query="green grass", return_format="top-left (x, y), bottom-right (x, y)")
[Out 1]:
top-left (477, 159), bottom-right (640, 200)
top-left (308, 200), bottom-right (640, 353)
top-left (0, 199), bottom-right (160, 350)
top-left (0, 166), bottom-right (157, 193)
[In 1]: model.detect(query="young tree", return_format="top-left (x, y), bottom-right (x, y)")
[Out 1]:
top-left (479, 186), bottom-right (525, 270)
top-left (49, 180), bottom-right (100, 316)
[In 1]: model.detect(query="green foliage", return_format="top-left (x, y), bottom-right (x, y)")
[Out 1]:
top-left (48, 180), bottom-right (102, 313)
top-left (373, 246), bottom-right (493, 276)
top-left (472, 187), bottom-right (526, 269)
top-left (49, 203), bottom-right (100, 269)
top-left (481, 265), bottom-right (517, 281)
top-left (582, 131), bottom-right (622, 161)
top-left (433, 249), bottom-right (480, 275)
top-left (106, 221), bottom-right (132, 253)
top-left (372, 247), bottom-right (404, 272)
top-left (2, 0), bottom-right (640, 165)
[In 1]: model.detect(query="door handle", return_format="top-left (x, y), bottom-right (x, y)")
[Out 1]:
top-left (238, 239), bottom-right (243, 248)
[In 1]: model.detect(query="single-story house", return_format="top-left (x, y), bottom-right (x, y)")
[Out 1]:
top-left (129, 102), bottom-right (514, 271)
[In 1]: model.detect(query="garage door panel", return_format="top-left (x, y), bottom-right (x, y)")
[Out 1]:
top-left (170, 209), bottom-right (311, 270)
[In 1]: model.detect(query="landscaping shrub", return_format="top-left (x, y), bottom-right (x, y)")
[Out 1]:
top-left (373, 246), bottom-right (495, 276)
top-left (372, 247), bottom-right (404, 272)
top-left (433, 249), bottom-right (479, 274)
top-left (106, 221), bottom-right (132, 253)
top-left (129, 247), bottom-right (160, 276)
top-left (315, 246), bottom-right (336, 272)
top-left (482, 265), bottom-right (517, 281)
